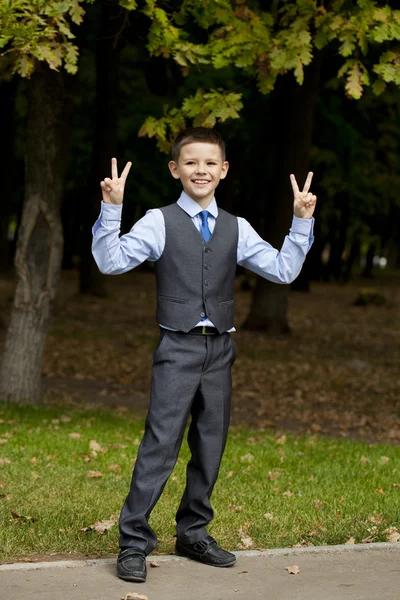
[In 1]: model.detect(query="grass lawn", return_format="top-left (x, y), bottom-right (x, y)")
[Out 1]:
top-left (0, 402), bottom-right (399, 563)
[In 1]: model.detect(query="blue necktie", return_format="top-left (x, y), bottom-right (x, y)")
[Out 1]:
top-left (200, 210), bottom-right (211, 242)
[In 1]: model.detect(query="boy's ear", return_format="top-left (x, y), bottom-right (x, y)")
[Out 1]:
top-left (219, 161), bottom-right (229, 180)
top-left (168, 160), bottom-right (180, 180)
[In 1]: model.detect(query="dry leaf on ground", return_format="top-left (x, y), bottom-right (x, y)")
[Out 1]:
top-left (10, 511), bottom-right (36, 522)
top-left (121, 594), bottom-right (149, 600)
top-left (108, 464), bottom-right (121, 472)
top-left (80, 515), bottom-right (118, 534)
top-left (69, 433), bottom-right (82, 440)
top-left (87, 470), bottom-right (103, 478)
top-left (89, 440), bottom-right (105, 453)
top-left (240, 453), bottom-right (254, 464)
top-left (286, 565), bottom-right (300, 575)
top-left (238, 524), bottom-right (254, 549)
top-left (345, 537), bottom-right (356, 545)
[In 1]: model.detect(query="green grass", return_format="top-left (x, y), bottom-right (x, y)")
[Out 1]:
top-left (0, 402), bottom-right (399, 562)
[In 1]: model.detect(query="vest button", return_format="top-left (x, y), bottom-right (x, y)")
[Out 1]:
top-left (200, 312), bottom-right (205, 317)
top-left (204, 247), bottom-right (210, 253)
top-left (205, 265), bottom-right (210, 269)
top-left (204, 280), bottom-right (209, 286)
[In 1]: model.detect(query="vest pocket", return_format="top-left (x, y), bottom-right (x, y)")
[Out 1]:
top-left (219, 299), bottom-right (234, 306)
top-left (159, 295), bottom-right (188, 304)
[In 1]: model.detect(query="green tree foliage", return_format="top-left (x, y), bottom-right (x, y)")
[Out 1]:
top-left (137, 0), bottom-right (400, 148)
top-left (0, 0), bottom-right (96, 76)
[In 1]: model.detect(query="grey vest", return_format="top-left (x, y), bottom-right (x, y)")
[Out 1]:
top-left (155, 203), bottom-right (238, 333)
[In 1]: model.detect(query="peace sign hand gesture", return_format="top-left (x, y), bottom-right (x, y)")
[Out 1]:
top-left (100, 157), bottom-right (132, 205)
top-left (290, 172), bottom-right (317, 219)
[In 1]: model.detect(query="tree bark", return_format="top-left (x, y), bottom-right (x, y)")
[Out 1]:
top-left (244, 52), bottom-right (323, 333)
top-left (0, 65), bottom-right (74, 404)
top-left (79, 0), bottom-right (126, 296)
top-left (0, 76), bottom-right (17, 272)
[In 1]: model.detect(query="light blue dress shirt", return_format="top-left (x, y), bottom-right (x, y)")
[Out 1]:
top-left (92, 191), bottom-right (314, 328)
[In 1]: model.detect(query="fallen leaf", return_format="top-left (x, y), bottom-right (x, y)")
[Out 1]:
top-left (89, 440), bottom-right (103, 452)
top-left (268, 471), bottom-right (280, 480)
top-left (10, 511), bottom-right (36, 522)
top-left (360, 456), bottom-right (369, 465)
top-left (69, 433), bottom-right (82, 440)
top-left (227, 471), bottom-right (234, 477)
top-left (238, 524), bottom-right (254, 548)
top-left (240, 453), bottom-right (254, 464)
top-left (375, 488), bottom-right (384, 495)
top-left (229, 504), bottom-right (243, 512)
top-left (121, 594), bottom-right (148, 600)
top-left (276, 435), bottom-right (287, 445)
top-left (387, 531), bottom-right (400, 543)
top-left (237, 570), bottom-right (248, 574)
top-left (345, 537), bottom-right (356, 545)
top-left (264, 513), bottom-right (275, 521)
top-left (314, 499), bottom-right (324, 509)
top-left (0, 439), bottom-right (8, 445)
top-left (87, 470), bottom-right (103, 478)
top-left (108, 464), bottom-right (121, 472)
top-left (283, 490), bottom-right (294, 498)
top-left (380, 456), bottom-right (390, 464)
top-left (0, 458), bottom-right (11, 465)
top-left (150, 561), bottom-right (160, 568)
top-left (361, 536), bottom-right (373, 543)
top-left (80, 515), bottom-right (118, 534)
top-left (310, 423), bottom-right (322, 433)
top-left (286, 565), bottom-right (300, 575)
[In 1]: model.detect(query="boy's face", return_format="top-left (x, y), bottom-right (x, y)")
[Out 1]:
top-left (168, 142), bottom-right (229, 207)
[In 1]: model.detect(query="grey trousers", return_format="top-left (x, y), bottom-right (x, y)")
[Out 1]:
top-left (118, 328), bottom-right (236, 554)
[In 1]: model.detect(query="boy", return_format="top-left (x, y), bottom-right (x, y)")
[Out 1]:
top-left (92, 127), bottom-right (316, 582)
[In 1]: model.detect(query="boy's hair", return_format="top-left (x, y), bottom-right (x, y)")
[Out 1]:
top-left (171, 127), bottom-right (226, 162)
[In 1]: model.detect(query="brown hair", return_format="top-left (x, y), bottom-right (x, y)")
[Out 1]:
top-left (171, 127), bottom-right (226, 162)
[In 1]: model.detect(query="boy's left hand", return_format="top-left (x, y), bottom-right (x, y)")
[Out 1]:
top-left (290, 172), bottom-right (317, 219)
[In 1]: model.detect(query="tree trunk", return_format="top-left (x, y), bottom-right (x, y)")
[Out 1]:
top-left (244, 52), bottom-right (323, 333)
top-left (79, 0), bottom-right (126, 295)
top-left (362, 242), bottom-right (376, 278)
top-left (0, 66), bottom-right (74, 404)
top-left (0, 76), bottom-right (17, 272)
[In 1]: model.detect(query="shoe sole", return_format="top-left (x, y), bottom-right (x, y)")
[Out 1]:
top-left (117, 573), bottom-right (147, 582)
top-left (176, 549), bottom-right (236, 567)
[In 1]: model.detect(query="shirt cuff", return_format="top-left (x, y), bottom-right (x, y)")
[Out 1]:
top-left (290, 215), bottom-right (314, 236)
top-left (100, 201), bottom-right (123, 221)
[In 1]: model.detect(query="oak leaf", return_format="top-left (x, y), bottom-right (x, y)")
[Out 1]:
top-left (87, 470), bottom-right (103, 478)
top-left (286, 565), bottom-right (300, 575)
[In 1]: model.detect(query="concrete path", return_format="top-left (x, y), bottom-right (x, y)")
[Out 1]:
top-left (1, 543), bottom-right (399, 600)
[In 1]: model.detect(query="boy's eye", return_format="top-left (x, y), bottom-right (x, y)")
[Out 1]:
top-left (208, 162), bottom-right (216, 165)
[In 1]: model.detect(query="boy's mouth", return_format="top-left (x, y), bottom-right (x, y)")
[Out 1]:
top-left (192, 179), bottom-right (210, 185)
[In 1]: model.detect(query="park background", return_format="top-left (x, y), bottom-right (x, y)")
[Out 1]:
top-left (0, 0), bottom-right (400, 562)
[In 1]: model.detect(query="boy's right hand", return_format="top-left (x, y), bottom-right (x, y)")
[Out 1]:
top-left (100, 157), bottom-right (132, 205)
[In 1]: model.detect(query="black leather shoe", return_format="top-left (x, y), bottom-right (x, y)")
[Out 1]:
top-left (117, 548), bottom-right (147, 582)
top-left (176, 536), bottom-right (236, 567)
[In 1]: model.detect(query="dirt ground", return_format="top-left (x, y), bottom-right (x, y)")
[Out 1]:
top-left (0, 269), bottom-right (399, 443)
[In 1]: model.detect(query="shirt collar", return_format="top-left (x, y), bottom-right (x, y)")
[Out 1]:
top-left (177, 191), bottom-right (218, 219)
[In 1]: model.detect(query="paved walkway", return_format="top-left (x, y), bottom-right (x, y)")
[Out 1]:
top-left (1, 543), bottom-right (399, 600)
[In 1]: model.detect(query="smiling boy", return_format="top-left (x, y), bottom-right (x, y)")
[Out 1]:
top-left (92, 127), bottom-right (317, 583)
